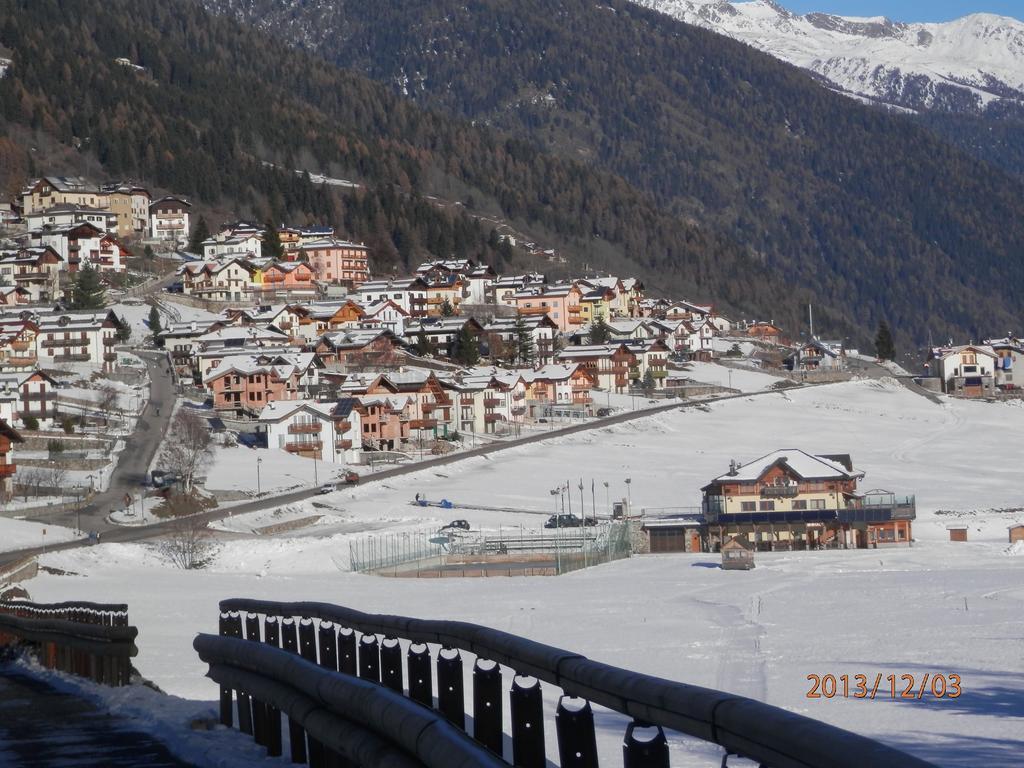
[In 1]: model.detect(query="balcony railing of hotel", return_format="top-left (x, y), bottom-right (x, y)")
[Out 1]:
top-left (7, 356), bottom-right (37, 366)
top-left (288, 422), bottom-right (322, 434)
top-left (336, 439), bottom-right (353, 450)
top-left (10, 340), bottom-right (31, 351)
top-left (459, 396), bottom-right (475, 406)
top-left (483, 397), bottom-right (503, 407)
top-left (285, 441), bottom-right (322, 453)
top-left (409, 418), bottom-right (438, 430)
top-left (651, 369), bottom-right (668, 379)
top-left (484, 413), bottom-right (503, 423)
top-left (42, 338), bottom-right (90, 348)
top-left (760, 484), bottom-right (800, 498)
top-left (0, 462), bottom-right (15, 478)
top-left (103, 337), bottom-right (117, 346)
top-left (54, 354), bottom-right (90, 362)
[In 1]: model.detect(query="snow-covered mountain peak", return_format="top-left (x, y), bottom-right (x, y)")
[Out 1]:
top-left (634, 0), bottom-right (1024, 113)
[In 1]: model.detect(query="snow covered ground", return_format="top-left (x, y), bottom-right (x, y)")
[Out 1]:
top-left (20, 378), bottom-right (1024, 765)
top-left (0, 517), bottom-right (80, 553)
top-left (680, 360), bottom-right (785, 392)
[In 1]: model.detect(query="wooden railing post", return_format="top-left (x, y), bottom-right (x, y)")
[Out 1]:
top-left (407, 643), bottom-right (433, 707)
top-left (380, 638), bottom-right (403, 693)
top-left (218, 612), bottom-right (233, 727)
top-left (263, 616), bottom-right (283, 758)
top-left (622, 722), bottom-right (669, 768)
top-left (510, 676), bottom-right (546, 768)
top-left (473, 659), bottom-right (504, 755)
top-left (555, 696), bottom-right (599, 768)
top-left (437, 647), bottom-right (465, 730)
top-left (281, 618), bottom-right (307, 764)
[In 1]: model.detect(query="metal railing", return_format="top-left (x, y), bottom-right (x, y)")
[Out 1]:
top-left (349, 523), bottom-right (632, 576)
top-left (0, 600), bottom-right (137, 685)
top-left (200, 599), bottom-right (936, 768)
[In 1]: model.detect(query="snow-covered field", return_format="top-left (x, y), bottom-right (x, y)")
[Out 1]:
top-left (0, 518), bottom-right (80, 552)
top-left (681, 360), bottom-right (784, 392)
top-left (22, 379), bottom-right (1024, 765)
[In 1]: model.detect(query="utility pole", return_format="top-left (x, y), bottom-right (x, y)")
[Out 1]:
top-left (808, 304), bottom-right (814, 340)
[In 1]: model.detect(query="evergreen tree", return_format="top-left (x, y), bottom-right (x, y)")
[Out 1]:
top-left (148, 305), bottom-right (163, 337)
top-left (514, 314), bottom-right (535, 365)
top-left (263, 220), bottom-right (285, 260)
top-left (115, 316), bottom-right (132, 343)
top-left (440, 297), bottom-right (455, 317)
top-left (588, 313), bottom-right (611, 344)
top-left (69, 264), bottom-right (105, 309)
top-left (454, 325), bottom-right (479, 366)
top-left (188, 216), bottom-right (210, 254)
top-left (875, 321), bottom-right (896, 361)
top-left (414, 335), bottom-right (435, 357)
top-left (641, 369), bottom-right (655, 395)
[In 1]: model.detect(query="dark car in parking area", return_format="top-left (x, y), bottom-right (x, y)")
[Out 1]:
top-left (440, 519), bottom-right (471, 531)
top-left (545, 514), bottom-right (582, 529)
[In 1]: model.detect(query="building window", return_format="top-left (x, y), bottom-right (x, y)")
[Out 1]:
top-left (792, 499), bottom-right (807, 510)
top-left (759, 500), bottom-right (775, 511)
top-left (740, 501), bottom-right (756, 512)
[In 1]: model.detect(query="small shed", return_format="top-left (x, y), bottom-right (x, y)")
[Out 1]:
top-left (721, 537), bottom-right (755, 570)
top-left (1009, 525), bottom-right (1024, 544)
top-left (946, 524), bottom-right (968, 543)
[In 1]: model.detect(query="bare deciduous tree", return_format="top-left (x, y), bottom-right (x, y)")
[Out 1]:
top-left (96, 383), bottom-right (120, 427)
top-left (157, 517), bottom-right (214, 569)
top-left (17, 467), bottom-right (46, 502)
top-left (158, 409), bottom-right (211, 492)
top-left (46, 464), bottom-right (68, 501)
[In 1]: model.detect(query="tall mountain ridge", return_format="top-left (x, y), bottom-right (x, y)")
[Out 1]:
top-left (634, 1), bottom-right (1024, 115)
top-left (0, 0), bottom-right (1022, 347)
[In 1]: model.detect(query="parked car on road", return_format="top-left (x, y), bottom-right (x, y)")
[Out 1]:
top-left (545, 514), bottom-right (583, 529)
top-left (440, 519), bottom-right (471, 531)
top-left (318, 483), bottom-right (337, 494)
top-left (342, 471), bottom-right (360, 485)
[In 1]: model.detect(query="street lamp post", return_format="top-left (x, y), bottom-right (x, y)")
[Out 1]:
top-left (625, 477), bottom-right (632, 516)
top-left (603, 481), bottom-right (610, 516)
top-left (256, 457), bottom-right (263, 496)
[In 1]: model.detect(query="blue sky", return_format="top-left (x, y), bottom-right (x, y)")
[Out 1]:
top-left (782, 0), bottom-right (1023, 23)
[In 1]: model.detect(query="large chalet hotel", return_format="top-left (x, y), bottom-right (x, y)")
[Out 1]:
top-left (685, 450), bottom-right (916, 552)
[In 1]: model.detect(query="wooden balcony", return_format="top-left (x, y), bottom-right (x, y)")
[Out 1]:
top-left (484, 397), bottom-right (503, 408)
top-left (336, 439), bottom-right (353, 450)
top-left (459, 396), bottom-right (475, 406)
top-left (0, 463), bottom-right (15, 478)
top-left (409, 418), bottom-right (438, 430)
top-left (484, 413), bottom-right (503, 423)
top-left (7, 355), bottom-right (37, 366)
top-left (422, 402), bottom-right (437, 413)
top-left (42, 338), bottom-right (89, 348)
top-left (103, 352), bottom-right (118, 362)
top-left (54, 354), bottom-right (90, 362)
top-left (104, 336), bottom-right (118, 346)
top-left (335, 420), bottom-right (352, 432)
top-left (10, 340), bottom-right (31, 351)
top-left (288, 422), bottom-right (322, 434)
top-left (285, 440), bottom-right (322, 453)
top-left (760, 485), bottom-right (800, 498)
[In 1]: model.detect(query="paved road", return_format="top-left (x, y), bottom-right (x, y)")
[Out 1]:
top-left (0, 667), bottom-right (192, 767)
top-left (23, 351), bottom-right (177, 533)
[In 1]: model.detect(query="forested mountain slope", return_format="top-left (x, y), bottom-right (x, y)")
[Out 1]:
top-left (1, 0), bottom-right (1022, 344)
top-left (202, 0), bottom-right (1024, 343)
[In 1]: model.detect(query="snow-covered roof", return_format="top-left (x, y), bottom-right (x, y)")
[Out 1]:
top-left (712, 450), bottom-right (863, 483)
top-left (257, 398), bottom-right (334, 423)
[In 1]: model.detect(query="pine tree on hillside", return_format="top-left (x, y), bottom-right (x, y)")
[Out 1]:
top-left (875, 321), bottom-right (896, 361)
top-left (514, 314), bottom-right (535, 365)
top-left (149, 305), bottom-right (163, 337)
top-left (263, 221), bottom-right (285, 260)
top-left (115, 316), bottom-right (132, 343)
top-left (70, 264), bottom-right (105, 310)
top-left (588, 313), bottom-right (611, 345)
top-left (188, 216), bottom-right (210, 254)
top-left (454, 325), bottom-right (479, 366)
top-left (440, 298), bottom-right (455, 317)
